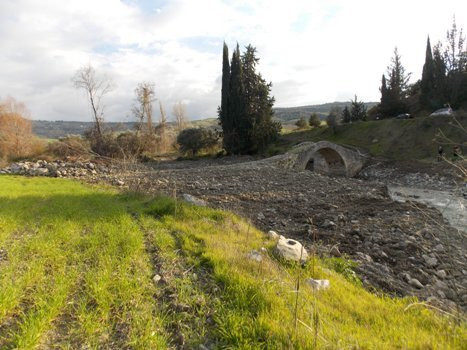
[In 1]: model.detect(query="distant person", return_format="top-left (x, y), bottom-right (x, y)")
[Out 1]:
top-left (437, 145), bottom-right (444, 162)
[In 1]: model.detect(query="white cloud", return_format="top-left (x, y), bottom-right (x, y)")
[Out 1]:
top-left (0, 0), bottom-right (466, 121)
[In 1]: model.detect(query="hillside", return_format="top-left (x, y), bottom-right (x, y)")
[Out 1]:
top-left (274, 101), bottom-right (378, 123)
top-left (0, 176), bottom-right (465, 348)
top-left (269, 114), bottom-right (467, 161)
top-left (32, 119), bottom-right (220, 139)
top-left (31, 102), bottom-right (379, 139)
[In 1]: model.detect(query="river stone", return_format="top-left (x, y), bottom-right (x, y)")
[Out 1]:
top-left (435, 270), bottom-right (447, 279)
top-left (408, 278), bottom-right (424, 289)
top-left (276, 236), bottom-right (308, 262)
top-left (267, 230), bottom-right (279, 240)
top-left (182, 194), bottom-right (207, 206)
top-left (422, 254), bottom-right (438, 268)
top-left (10, 164), bottom-right (21, 174)
top-left (247, 250), bottom-right (262, 262)
top-left (153, 274), bottom-right (162, 284)
top-left (306, 278), bottom-right (330, 291)
top-left (330, 245), bottom-right (341, 257)
top-left (37, 168), bottom-right (49, 175)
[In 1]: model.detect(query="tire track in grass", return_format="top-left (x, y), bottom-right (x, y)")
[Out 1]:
top-left (130, 209), bottom-right (222, 349)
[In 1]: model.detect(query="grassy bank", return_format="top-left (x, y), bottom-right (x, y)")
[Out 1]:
top-left (0, 176), bottom-right (465, 348)
top-left (270, 115), bottom-right (467, 161)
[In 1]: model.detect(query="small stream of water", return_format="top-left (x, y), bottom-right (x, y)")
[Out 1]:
top-left (388, 185), bottom-right (466, 233)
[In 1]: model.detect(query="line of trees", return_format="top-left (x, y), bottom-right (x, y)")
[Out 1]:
top-left (219, 43), bottom-right (281, 154)
top-left (378, 18), bottom-right (467, 118)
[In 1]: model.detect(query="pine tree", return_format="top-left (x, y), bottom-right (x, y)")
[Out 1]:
top-left (219, 42), bottom-right (231, 151)
top-left (420, 36), bottom-right (436, 109)
top-left (350, 95), bottom-right (367, 121)
top-left (385, 47), bottom-right (410, 116)
top-left (443, 17), bottom-right (467, 107)
top-left (240, 45), bottom-right (280, 153)
top-left (342, 106), bottom-right (351, 123)
top-left (432, 43), bottom-right (448, 108)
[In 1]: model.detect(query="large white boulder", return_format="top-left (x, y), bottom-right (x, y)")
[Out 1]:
top-left (276, 236), bottom-right (308, 262)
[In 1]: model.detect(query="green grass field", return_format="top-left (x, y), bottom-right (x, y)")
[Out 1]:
top-left (0, 176), bottom-right (465, 349)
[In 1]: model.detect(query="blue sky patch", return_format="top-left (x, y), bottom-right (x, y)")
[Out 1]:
top-left (122, 0), bottom-right (169, 13)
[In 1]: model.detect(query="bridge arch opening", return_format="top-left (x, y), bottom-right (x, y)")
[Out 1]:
top-left (305, 148), bottom-right (346, 176)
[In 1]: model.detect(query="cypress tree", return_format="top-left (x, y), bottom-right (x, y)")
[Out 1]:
top-left (219, 42), bottom-right (231, 150)
top-left (227, 44), bottom-right (246, 154)
top-left (219, 43), bottom-right (280, 154)
top-left (420, 36), bottom-right (436, 108)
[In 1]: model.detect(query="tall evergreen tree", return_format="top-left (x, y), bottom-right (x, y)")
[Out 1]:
top-left (227, 44), bottom-right (246, 154)
top-left (218, 42), bottom-right (231, 150)
top-left (443, 17), bottom-right (467, 107)
top-left (420, 36), bottom-right (436, 109)
top-left (380, 74), bottom-right (390, 116)
top-left (383, 47), bottom-right (411, 116)
top-left (342, 106), bottom-right (351, 123)
top-left (350, 95), bottom-right (367, 121)
top-left (432, 43), bottom-right (448, 108)
top-left (388, 47), bottom-right (410, 100)
top-left (240, 45), bottom-right (280, 153)
top-left (218, 43), bottom-right (280, 154)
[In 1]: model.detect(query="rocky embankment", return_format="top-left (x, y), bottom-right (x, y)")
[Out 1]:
top-left (1, 158), bottom-right (466, 313)
top-left (0, 160), bottom-right (112, 178)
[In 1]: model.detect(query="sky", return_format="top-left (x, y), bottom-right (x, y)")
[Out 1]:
top-left (0, 0), bottom-right (466, 122)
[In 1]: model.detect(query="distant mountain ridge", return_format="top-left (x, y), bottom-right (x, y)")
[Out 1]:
top-left (32, 101), bottom-right (378, 138)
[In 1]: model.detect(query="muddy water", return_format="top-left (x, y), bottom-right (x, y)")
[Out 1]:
top-left (388, 185), bottom-right (466, 233)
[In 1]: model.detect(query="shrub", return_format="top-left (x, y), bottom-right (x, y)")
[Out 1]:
top-left (0, 98), bottom-right (45, 161)
top-left (295, 117), bottom-right (308, 129)
top-left (309, 113), bottom-right (321, 128)
top-left (177, 128), bottom-right (219, 155)
top-left (47, 136), bottom-right (91, 158)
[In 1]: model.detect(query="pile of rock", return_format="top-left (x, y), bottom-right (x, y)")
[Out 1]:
top-left (0, 160), bottom-right (112, 178)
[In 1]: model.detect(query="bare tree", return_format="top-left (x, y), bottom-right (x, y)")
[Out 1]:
top-left (326, 107), bottom-right (342, 135)
top-left (0, 97), bottom-right (43, 161)
top-left (72, 64), bottom-right (113, 139)
top-left (173, 101), bottom-right (187, 132)
top-left (133, 82), bottom-right (156, 133)
top-left (159, 101), bottom-right (167, 127)
top-left (158, 101), bottom-right (169, 152)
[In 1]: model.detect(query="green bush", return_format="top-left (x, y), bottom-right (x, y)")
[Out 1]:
top-left (177, 128), bottom-right (219, 155)
top-left (309, 113), bottom-right (321, 128)
top-left (295, 117), bottom-right (308, 129)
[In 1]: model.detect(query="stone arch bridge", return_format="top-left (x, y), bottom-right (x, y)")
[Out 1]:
top-left (264, 141), bottom-right (368, 177)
